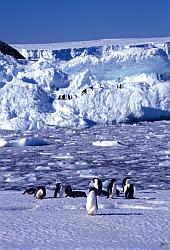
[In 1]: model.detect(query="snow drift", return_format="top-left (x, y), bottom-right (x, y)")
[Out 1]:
top-left (1, 38), bottom-right (170, 131)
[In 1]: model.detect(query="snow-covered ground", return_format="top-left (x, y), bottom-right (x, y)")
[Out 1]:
top-left (12, 37), bottom-right (170, 50)
top-left (0, 189), bottom-right (169, 250)
top-left (0, 37), bottom-right (170, 131)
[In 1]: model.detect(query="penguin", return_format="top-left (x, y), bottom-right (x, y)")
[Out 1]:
top-left (124, 179), bottom-right (135, 199)
top-left (23, 187), bottom-right (36, 195)
top-left (82, 89), bottom-right (88, 95)
top-left (35, 186), bottom-right (46, 199)
top-left (91, 178), bottom-right (108, 196)
top-left (64, 184), bottom-right (73, 197)
top-left (68, 94), bottom-right (73, 100)
top-left (54, 183), bottom-right (64, 198)
top-left (72, 190), bottom-right (87, 198)
top-left (107, 178), bottom-right (120, 198)
top-left (86, 187), bottom-right (98, 216)
top-left (65, 184), bottom-right (86, 198)
top-left (122, 177), bottom-right (130, 192)
top-left (92, 178), bottom-right (103, 196)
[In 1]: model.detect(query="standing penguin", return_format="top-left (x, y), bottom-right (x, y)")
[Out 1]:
top-left (107, 178), bottom-right (120, 198)
top-left (86, 187), bottom-right (98, 216)
top-left (54, 183), bottom-right (64, 198)
top-left (122, 177), bottom-right (129, 192)
top-left (92, 178), bottom-right (103, 196)
top-left (124, 178), bottom-right (135, 199)
top-left (35, 186), bottom-right (46, 199)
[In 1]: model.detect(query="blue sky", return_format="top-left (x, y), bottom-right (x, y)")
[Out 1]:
top-left (0, 0), bottom-right (170, 44)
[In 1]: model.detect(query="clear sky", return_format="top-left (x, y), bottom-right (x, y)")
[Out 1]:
top-left (0, 0), bottom-right (170, 44)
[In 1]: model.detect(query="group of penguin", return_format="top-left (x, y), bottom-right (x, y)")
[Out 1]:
top-left (57, 82), bottom-right (123, 101)
top-left (23, 176), bottom-right (135, 216)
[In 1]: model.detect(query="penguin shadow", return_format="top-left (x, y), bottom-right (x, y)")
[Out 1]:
top-left (0, 205), bottom-right (36, 211)
top-left (141, 191), bottom-right (157, 194)
top-left (125, 197), bottom-right (157, 200)
top-left (117, 196), bottom-right (155, 200)
top-left (96, 212), bottom-right (143, 216)
top-left (43, 196), bottom-right (56, 200)
top-left (141, 197), bottom-right (156, 200)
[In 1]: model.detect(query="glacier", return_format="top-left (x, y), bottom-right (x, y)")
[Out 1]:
top-left (1, 38), bottom-right (170, 131)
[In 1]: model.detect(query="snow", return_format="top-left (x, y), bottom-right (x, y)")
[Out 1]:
top-left (0, 37), bottom-right (170, 131)
top-left (0, 189), bottom-right (169, 249)
top-left (12, 37), bottom-right (170, 51)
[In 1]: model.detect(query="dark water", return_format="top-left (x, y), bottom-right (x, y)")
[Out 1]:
top-left (0, 121), bottom-right (170, 191)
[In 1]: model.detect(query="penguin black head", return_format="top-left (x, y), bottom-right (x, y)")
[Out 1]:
top-left (110, 178), bottom-right (117, 185)
top-left (54, 183), bottom-right (62, 198)
top-left (65, 184), bottom-right (73, 197)
top-left (107, 178), bottom-right (120, 198)
top-left (92, 178), bottom-right (103, 196)
top-left (122, 177), bottom-right (130, 186)
top-left (56, 183), bottom-right (61, 190)
top-left (122, 177), bottom-right (130, 191)
top-left (93, 178), bottom-right (102, 189)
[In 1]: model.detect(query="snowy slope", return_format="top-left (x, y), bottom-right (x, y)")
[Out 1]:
top-left (0, 38), bottom-right (170, 131)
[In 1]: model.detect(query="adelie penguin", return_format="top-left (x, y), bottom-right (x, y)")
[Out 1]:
top-left (91, 178), bottom-right (107, 196)
top-left (122, 177), bottom-right (130, 192)
top-left (65, 184), bottom-right (87, 198)
top-left (124, 178), bottom-right (135, 199)
top-left (92, 178), bottom-right (102, 195)
top-left (35, 186), bottom-right (46, 199)
top-left (54, 183), bottom-right (64, 198)
top-left (86, 187), bottom-right (98, 216)
top-left (23, 187), bottom-right (36, 195)
top-left (107, 178), bottom-right (120, 198)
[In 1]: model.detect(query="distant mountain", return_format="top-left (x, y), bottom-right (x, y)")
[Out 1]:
top-left (0, 40), bottom-right (25, 59)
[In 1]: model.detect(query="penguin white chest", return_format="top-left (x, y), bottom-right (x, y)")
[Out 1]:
top-left (124, 183), bottom-right (129, 194)
top-left (86, 191), bottom-right (98, 216)
top-left (36, 189), bottom-right (44, 199)
top-left (110, 183), bottom-right (116, 198)
top-left (124, 179), bottom-right (131, 192)
top-left (59, 185), bottom-right (64, 198)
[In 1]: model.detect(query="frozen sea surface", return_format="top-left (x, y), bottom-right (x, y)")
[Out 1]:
top-left (0, 121), bottom-right (170, 192)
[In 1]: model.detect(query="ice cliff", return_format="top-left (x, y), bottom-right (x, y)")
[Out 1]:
top-left (0, 38), bottom-right (170, 131)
